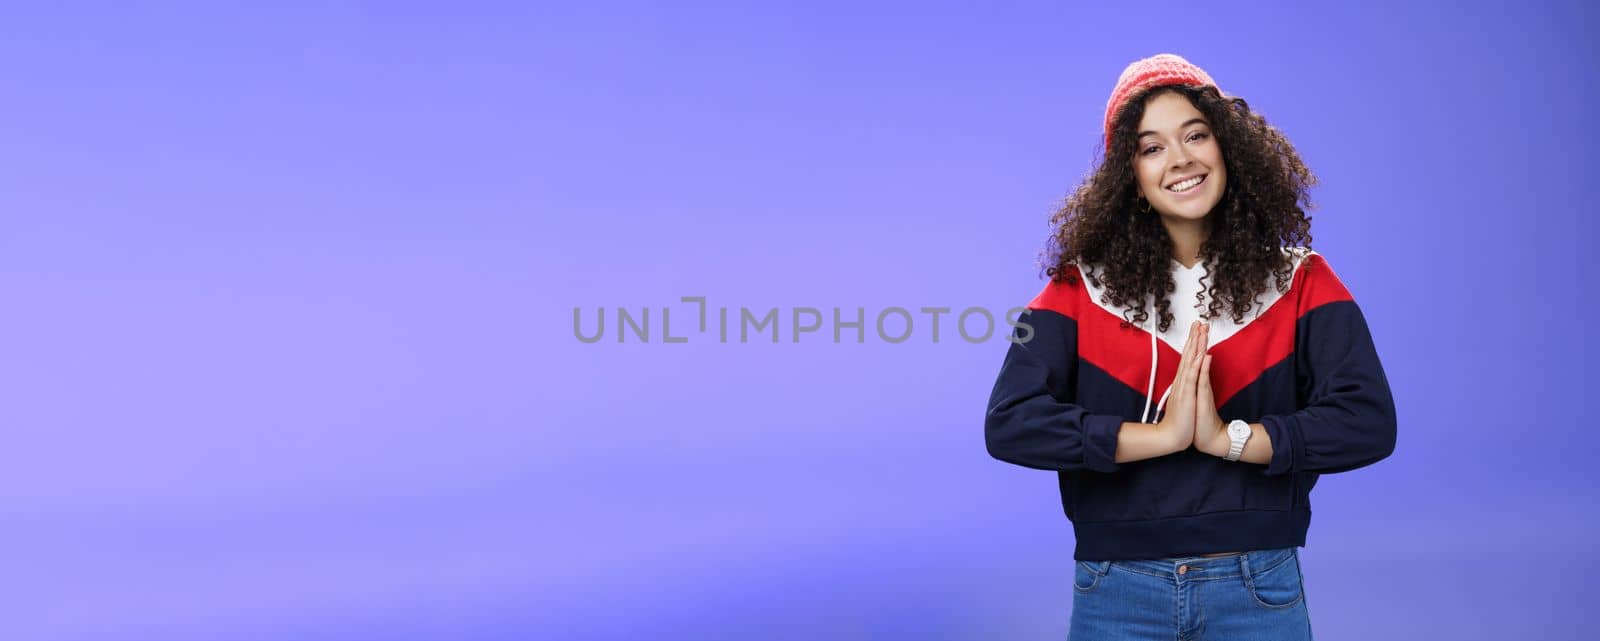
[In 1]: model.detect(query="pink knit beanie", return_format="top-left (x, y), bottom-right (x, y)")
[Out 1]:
top-left (1103, 54), bottom-right (1222, 153)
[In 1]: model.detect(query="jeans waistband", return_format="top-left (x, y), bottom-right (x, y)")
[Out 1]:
top-left (1080, 547), bottom-right (1298, 583)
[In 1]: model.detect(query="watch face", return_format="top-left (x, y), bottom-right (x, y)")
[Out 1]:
top-left (1228, 422), bottom-right (1250, 438)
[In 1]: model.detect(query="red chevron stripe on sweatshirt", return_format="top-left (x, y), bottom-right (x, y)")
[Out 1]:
top-left (1026, 253), bottom-right (1350, 409)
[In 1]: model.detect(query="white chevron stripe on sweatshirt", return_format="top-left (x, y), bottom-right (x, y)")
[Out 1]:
top-left (1075, 246), bottom-right (1317, 354)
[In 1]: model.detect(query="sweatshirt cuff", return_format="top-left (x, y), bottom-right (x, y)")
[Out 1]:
top-left (1082, 414), bottom-right (1124, 473)
top-left (1260, 415), bottom-right (1300, 476)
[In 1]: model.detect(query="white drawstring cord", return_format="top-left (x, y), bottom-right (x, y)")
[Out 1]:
top-left (1141, 320), bottom-right (1158, 424)
top-left (1139, 311), bottom-right (1186, 424)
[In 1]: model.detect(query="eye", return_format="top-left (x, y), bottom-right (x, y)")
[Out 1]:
top-left (1141, 145), bottom-right (1161, 156)
top-left (1187, 131), bottom-right (1210, 143)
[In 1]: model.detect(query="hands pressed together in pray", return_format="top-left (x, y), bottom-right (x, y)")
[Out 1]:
top-left (1113, 320), bottom-right (1271, 465)
top-left (1157, 320), bottom-right (1233, 458)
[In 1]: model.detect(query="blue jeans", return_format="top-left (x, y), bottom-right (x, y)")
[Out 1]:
top-left (1069, 547), bottom-right (1312, 640)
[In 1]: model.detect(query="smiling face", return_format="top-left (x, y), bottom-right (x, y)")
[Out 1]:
top-left (1133, 91), bottom-right (1227, 223)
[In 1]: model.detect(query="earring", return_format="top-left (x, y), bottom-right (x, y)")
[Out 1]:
top-left (1139, 197), bottom-right (1151, 213)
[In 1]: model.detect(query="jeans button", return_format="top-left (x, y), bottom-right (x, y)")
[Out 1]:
top-left (1178, 564), bottom-right (1189, 575)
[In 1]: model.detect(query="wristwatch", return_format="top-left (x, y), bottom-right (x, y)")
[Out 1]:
top-left (1224, 419), bottom-right (1251, 461)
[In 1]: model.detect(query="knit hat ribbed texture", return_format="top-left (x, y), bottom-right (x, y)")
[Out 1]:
top-left (1103, 53), bottom-right (1221, 153)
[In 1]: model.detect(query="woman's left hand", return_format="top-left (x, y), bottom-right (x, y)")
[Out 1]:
top-left (1193, 353), bottom-right (1228, 457)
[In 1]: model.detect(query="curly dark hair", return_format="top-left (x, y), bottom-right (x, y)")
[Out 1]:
top-left (1041, 84), bottom-right (1317, 333)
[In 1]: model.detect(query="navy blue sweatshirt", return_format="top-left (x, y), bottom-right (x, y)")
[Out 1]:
top-left (984, 248), bottom-right (1397, 561)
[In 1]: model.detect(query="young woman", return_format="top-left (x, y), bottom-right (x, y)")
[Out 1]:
top-left (984, 54), bottom-right (1398, 639)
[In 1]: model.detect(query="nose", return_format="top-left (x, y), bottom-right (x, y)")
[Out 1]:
top-left (1169, 143), bottom-right (1194, 169)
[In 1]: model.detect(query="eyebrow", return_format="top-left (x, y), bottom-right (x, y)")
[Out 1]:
top-left (1137, 118), bottom-right (1210, 139)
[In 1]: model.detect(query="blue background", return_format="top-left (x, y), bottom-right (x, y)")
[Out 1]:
top-left (3, 1), bottom-right (1593, 639)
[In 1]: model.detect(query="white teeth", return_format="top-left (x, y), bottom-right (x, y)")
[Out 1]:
top-left (1168, 175), bottom-right (1204, 192)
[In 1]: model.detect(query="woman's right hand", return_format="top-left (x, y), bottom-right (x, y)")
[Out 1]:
top-left (1157, 320), bottom-right (1207, 453)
